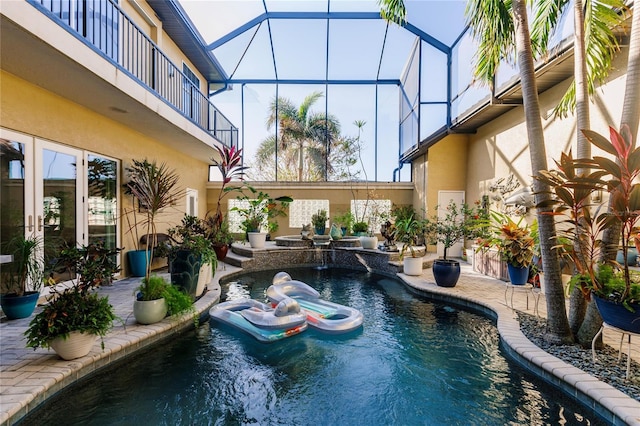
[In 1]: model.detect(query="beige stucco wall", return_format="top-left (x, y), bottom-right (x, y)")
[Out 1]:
top-left (426, 134), bottom-right (469, 212)
top-left (206, 182), bottom-right (415, 237)
top-left (1, 71), bottom-right (210, 272)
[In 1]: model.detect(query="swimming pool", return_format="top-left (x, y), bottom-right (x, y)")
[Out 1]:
top-left (20, 267), bottom-right (605, 425)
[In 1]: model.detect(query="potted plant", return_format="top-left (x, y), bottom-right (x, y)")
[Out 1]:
top-left (205, 217), bottom-right (234, 262)
top-left (430, 201), bottom-right (473, 287)
top-left (311, 209), bottom-right (328, 235)
top-left (124, 158), bottom-right (182, 280)
top-left (61, 240), bottom-right (123, 287)
top-left (496, 215), bottom-right (535, 285)
top-left (395, 215), bottom-right (425, 276)
top-left (352, 221), bottom-right (368, 236)
top-left (124, 158), bottom-right (182, 322)
top-left (0, 234), bottom-right (45, 319)
top-left (232, 187), bottom-right (292, 248)
top-left (539, 126), bottom-right (640, 333)
top-left (205, 145), bottom-right (248, 261)
top-left (333, 211), bottom-right (354, 236)
top-left (165, 215), bottom-right (216, 299)
top-left (133, 275), bottom-right (195, 325)
top-left (24, 243), bottom-right (118, 360)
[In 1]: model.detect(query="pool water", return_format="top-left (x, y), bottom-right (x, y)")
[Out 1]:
top-left (20, 268), bottom-right (605, 425)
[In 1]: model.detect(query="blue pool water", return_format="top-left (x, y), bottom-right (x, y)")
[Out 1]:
top-left (20, 268), bottom-right (605, 425)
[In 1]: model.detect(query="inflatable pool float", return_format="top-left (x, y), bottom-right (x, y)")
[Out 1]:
top-left (210, 297), bottom-right (307, 342)
top-left (267, 272), bottom-right (364, 334)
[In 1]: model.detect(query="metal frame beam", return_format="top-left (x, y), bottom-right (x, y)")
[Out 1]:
top-left (208, 12), bottom-right (450, 55)
top-left (220, 79), bottom-right (401, 85)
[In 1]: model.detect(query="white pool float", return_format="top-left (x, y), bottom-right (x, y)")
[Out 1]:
top-left (267, 272), bottom-right (364, 334)
top-left (210, 297), bottom-right (307, 342)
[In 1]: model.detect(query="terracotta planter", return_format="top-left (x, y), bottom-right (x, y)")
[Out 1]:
top-left (133, 298), bottom-right (168, 325)
top-left (49, 331), bottom-right (97, 360)
top-left (213, 243), bottom-right (228, 262)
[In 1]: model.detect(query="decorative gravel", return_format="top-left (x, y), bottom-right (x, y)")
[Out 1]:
top-left (517, 312), bottom-right (640, 401)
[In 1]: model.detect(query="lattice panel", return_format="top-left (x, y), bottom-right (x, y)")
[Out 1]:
top-left (289, 199), bottom-right (330, 228)
top-left (228, 199), bottom-right (267, 233)
top-left (351, 199), bottom-right (391, 232)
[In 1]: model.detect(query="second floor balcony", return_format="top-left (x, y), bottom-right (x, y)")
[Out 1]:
top-left (1, 0), bottom-right (237, 156)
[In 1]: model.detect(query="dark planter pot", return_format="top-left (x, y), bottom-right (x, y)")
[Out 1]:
top-left (170, 249), bottom-right (202, 298)
top-left (432, 259), bottom-right (460, 287)
top-left (315, 226), bottom-right (326, 236)
top-left (127, 250), bottom-right (149, 278)
top-left (0, 291), bottom-right (40, 319)
top-left (507, 264), bottom-right (529, 285)
top-left (594, 294), bottom-right (640, 334)
top-left (213, 243), bottom-right (229, 262)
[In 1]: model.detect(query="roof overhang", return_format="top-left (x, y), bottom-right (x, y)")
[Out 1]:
top-left (149, 0), bottom-right (228, 83)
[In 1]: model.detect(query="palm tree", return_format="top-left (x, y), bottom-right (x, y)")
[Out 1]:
top-left (379, 0), bottom-right (573, 344)
top-left (532, 0), bottom-right (626, 345)
top-left (265, 91), bottom-right (341, 181)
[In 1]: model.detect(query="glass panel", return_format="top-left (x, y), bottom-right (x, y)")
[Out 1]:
top-left (450, 32), bottom-right (491, 122)
top-left (42, 148), bottom-right (77, 282)
top-left (420, 103), bottom-right (447, 139)
top-left (0, 139), bottom-right (26, 260)
top-left (271, 19), bottom-right (327, 80)
top-left (87, 155), bottom-right (117, 253)
top-left (420, 42), bottom-right (448, 103)
top-left (328, 19), bottom-right (387, 80)
top-left (376, 85), bottom-right (401, 182)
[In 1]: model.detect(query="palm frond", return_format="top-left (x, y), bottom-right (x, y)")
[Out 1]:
top-left (465, 0), bottom-right (516, 86)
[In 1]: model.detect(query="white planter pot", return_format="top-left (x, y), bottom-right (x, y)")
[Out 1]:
top-left (49, 331), bottom-right (97, 360)
top-left (360, 236), bottom-right (378, 249)
top-left (403, 256), bottom-right (424, 276)
top-left (196, 262), bottom-right (212, 298)
top-left (248, 232), bottom-right (267, 249)
top-left (133, 298), bottom-right (168, 325)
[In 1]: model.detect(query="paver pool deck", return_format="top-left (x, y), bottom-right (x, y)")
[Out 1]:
top-left (1, 260), bottom-right (639, 425)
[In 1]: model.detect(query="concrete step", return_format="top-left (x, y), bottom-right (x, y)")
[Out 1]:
top-left (222, 250), bottom-right (254, 268)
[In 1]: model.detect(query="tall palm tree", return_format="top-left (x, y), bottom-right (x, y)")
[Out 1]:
top-left (532, 0), bottom-right (626, 345)
top-left (379, 0), bottom-right (573, 344)
top-left (265, 91), bottom-right (341, 181)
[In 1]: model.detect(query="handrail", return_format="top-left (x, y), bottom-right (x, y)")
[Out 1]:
top-left (30, 0), bottom-right (237, 148)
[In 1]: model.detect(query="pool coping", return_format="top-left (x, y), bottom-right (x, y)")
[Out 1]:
top-left (1, 264), bottom-right (639, 425)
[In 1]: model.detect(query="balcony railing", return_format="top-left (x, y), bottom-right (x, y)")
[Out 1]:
top-left (31, 0), bottom-right (238, 148)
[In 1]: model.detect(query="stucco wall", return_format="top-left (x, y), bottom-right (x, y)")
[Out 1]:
top-left (1, 71), bottom-right (210, 270)
top-left (206, 182), bottom-right (415, 237)
top-left (426, 134), bottom-right (469, 211)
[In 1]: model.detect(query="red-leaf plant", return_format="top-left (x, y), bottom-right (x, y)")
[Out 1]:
top-left (538, 125), bottom-right (639, 307)
top-left (204, 145), bottom-right (249, 243)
